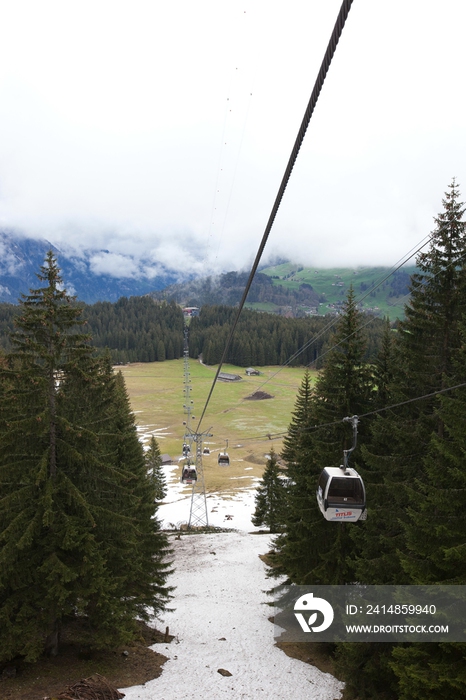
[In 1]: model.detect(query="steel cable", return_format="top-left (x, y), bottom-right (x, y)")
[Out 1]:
top-left (195, 0), bottom-right (355, 432)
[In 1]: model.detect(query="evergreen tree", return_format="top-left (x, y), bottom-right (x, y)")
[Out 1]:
top-left (188, 305), bottom-right (385, 369)
top-left (251, 449), bottom-right (287, 533)
top-left (401, 328), bottom-right (466, 585)
top-left (146, 435), bottom-right (167, 501)
top-left (372, 318), bottom-right (396, 410)
top-left (334, 642), bottom-right (399, 700)
top-left (272, 289), bottom-right (374, 585)
top-left (353, 181), bottom-right (466, 588)
top-left (157, 340), bottom-right (166, 361)
top-left (337, 182), bottom-right (466, 698)
top-left (402, 179), bottom-right (465, 394)
top-left (0, 253), bottom-right (172, 662)
top-left (398, 182), bottom-right (466, 583)
top-left (268, 370), bottom-right (316, 582)
top-left (88, 369), bottom-right (173, 649)
top-left (386, 323), bottom-right (466, 700)
top-left (390, 642), bottom-right (466, 700)
top-left (349, 317), bottom-right (409, 586)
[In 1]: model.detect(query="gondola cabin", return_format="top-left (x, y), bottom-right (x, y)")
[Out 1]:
top-left (182, 443), bottom-right (190, 457)
top-left (181, 465), bottom-right (197, 484)
top-left (203, 447), bottom-right (210, 455)
top-left (316, 466), bottom-right (366, 522)
top-left (218, 452), bottom-right (230, 467)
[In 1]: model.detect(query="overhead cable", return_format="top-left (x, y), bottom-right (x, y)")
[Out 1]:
top-left (245, 380), bottom-right (466, 442)
top-left (223, 232), bottom-right (434, 409)
top-left (195, 0), bottom-right (356, 432)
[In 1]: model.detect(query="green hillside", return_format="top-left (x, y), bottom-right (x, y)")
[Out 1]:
top-left (152, 265), bottom-right (415, 320)
top-left (258, 263), bottom-right (417, 320)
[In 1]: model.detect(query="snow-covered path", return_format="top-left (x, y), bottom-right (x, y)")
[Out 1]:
top-left (121, 530), bottom-right (343, 700)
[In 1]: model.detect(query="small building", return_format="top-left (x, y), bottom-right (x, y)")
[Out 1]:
top-left (218, 372), bottom-right (242, 382)
top-left (182, 307), bottom-right (199, 317)
top-left (245, 367), bottom-right (260, 376)
top-left (161, 454), bottom-right (172, 465)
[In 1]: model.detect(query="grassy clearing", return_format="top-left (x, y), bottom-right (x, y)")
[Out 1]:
top-left (119, 360), bottom-right (315, 494)
top-left (261, 263), bottom-right (415, 319)
top-left (245, 301), bottom-right (279, 313)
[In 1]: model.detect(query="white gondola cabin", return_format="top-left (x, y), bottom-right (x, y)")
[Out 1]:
top-left (316, 466), bottom-right (366, 522)
top-left (203, 447), bottom-right (210, 455)
top-left (181, 465), bottom-right (197, 484)
top-left (218, 452), bottom-right (230, 467)
top-left (182, 443), bottom-right (190, 457)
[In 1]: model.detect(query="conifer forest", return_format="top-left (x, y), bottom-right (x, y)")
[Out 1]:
top-left (0, 253), bottom-right (172, 662)
top-left (0, 295), bottom-right (387, 366)
top-left (0, 181), bottom-right (465, 700)
top-left (259, 181), bottom-right (466, 699)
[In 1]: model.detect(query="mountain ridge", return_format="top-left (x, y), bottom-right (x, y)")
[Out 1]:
top-left (0, 230), bottom-right (179, 304)
top-left (0, 231), bottom-right (416, 318)
top-left (150, 263), bottom-right (417, 319)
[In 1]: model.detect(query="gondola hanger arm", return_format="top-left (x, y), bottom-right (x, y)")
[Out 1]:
top-left (342, 415), bottom-right (359, 470)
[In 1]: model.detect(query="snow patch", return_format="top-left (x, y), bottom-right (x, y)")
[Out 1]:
top-left (121, 529), bottom-right (343, 699)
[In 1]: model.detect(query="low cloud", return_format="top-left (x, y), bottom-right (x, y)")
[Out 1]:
top-left (0, 1), bottom-right (465, 279)
top-left (89, 252), bottom-right (141, 279)
top-left (0, 240), bottom-right (26, 276)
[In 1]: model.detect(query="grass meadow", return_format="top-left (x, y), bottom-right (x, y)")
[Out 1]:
top-left (119, 359), bottom-right (315, 495)
top-left (260, 262), bottom-right (414, 319)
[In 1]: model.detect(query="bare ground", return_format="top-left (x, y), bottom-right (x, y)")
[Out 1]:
top-left (245, 391), bottom-right (274, 400)
top-left (0, 623), bottom-right (171, 700)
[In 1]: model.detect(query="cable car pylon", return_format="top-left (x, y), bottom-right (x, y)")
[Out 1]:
top-left (181, 322), bottom-right (210, 528)
top-left (187, 427), bottom-right (212, 528)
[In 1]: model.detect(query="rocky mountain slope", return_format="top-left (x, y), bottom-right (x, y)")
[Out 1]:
top-left (0, 231), bottom-right (177, 304)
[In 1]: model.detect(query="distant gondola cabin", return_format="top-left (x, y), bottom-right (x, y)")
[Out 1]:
top-left (181, 466), bottom-right (197, 484)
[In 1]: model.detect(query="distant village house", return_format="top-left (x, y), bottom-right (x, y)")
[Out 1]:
top-left (182, 307), bottom-right (199, 317)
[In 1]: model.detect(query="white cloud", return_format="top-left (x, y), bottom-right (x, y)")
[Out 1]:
top-left (0, 240), bottom-right (23, 275)
top-left (89, 252), bottom-right (140, 279)
top-left (0, 0), bottom-right (465, 278)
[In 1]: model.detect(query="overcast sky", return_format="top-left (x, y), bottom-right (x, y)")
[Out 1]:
top-left (0, 0), bottom-right (465, 280)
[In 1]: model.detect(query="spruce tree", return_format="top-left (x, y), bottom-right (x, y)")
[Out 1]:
top-left (269, 369), bottom-right (316, 582)
top-left (145, 434), bottom-right (167, 501)
top-left (390, 642), bottom-right (466, 700)
top-left (398, 182), bottom-right (466, 584)
top-left (339, 182), bottom-right (466, 699)
top-left (402, 179), bottom-right (465, 394)
top-left (86, 368), bottom-right (173, 650)
top-left (303, 287), bottom-right (374, 585)
top-left (272, 289), bottom-right (374, 585)
top-left (251, 449), bottom-right (287, 533)
top-left (335, 642), bottom-right (399, 700)
top-left (336, 325), bottom-right (400, 700)
top-left (0, 252), bottom-right (172, 662)
top-left (353, 181), bottom-right (466, 589)
top-left (349, 317), bottom-right (410, 585)
top-left (387, 326), bottom-right (466, 700)
top-left (401, 325), bottom-right (466, 585)
top-left (0, 252), bottom-right (106, 660)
